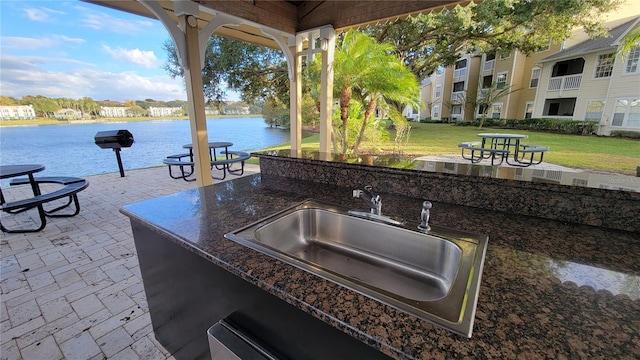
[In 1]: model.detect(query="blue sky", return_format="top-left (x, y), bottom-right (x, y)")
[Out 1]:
top-left (0, 0), bottom-right (191, 102)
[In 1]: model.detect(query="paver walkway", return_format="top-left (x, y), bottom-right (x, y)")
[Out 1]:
top-left (1, 164), bottom-right (260, 359)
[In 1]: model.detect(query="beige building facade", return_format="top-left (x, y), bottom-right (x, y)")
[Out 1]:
top-left (420, 3), bottom-right (640, 135)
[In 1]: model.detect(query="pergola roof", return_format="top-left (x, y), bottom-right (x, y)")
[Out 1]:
top-left (82, 0), bottom-right (472, 187)
top-left (85, 0), bottom-right (470, 48)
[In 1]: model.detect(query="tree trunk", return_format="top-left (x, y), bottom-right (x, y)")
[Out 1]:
top-left (478, 112), bottom-right (487, 129)
top-left (353, 99), bottom-right (377, 153)
top-left (339, 86), bottom-right (352, 153)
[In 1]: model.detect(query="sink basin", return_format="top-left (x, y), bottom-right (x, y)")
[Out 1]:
top-left (225, 199), bottom-right (488, 337)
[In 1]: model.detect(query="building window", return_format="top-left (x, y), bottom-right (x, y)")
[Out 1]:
top-left (524, 102), bottom-right (534, 119)
top-left (435, 85), bottom-right (442, 99)
top-left (478, 104), bottom-right (488, 115)
top-left (432, 105), bottom-right (441, 119)
top-left (451, 105), bottom-right (463, 120)
top-left (492, 103), bottom-right (503, 119)
top-left (585, 101), bottom-right (605, 122)
top-left (594, 53), bottom-right (615, 78)
top-left (454, 59), bottom-right (467, 78)
top-left (453, 81), bottom-right (465, 92)
top-left (530, 68), bottom-right (541, 88)
top-left (612, 98), bottom-right (640, 128)
top-left (482, 75), bottom-right (493, 88)
top-left (625, 45), bottom-right (640, 74)
top-left (500, 51), bottom-right (510, 60)
top-left (536, 40), bottom-right (551, 53)
top-left (496, 72), bottom-right (507, 89)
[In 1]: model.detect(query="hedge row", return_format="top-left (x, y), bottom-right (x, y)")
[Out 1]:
top-left (454, 118), bottom-right (598, 135)
top-left (610, 130), bottom-right (640, 139)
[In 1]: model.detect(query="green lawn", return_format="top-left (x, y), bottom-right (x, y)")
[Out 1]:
top-left (262, 123), bottom-right (640, 175)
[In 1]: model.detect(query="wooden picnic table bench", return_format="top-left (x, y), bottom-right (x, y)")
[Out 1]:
top-left (1, 176), bottom-right (89, 233)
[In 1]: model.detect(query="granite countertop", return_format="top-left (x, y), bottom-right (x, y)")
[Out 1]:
top-left (121, 174), bottom-right (640, 359)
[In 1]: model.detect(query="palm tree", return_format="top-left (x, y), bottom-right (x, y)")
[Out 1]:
top-left (467, 83), bottom-right (520, 129)
top-left (309, 30), bottom-right (419, 154)
top-left (617, 27), bottom-right (640, 56)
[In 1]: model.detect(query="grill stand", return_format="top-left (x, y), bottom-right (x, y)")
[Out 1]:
top-left (114, 148), bottom-right (125, 177)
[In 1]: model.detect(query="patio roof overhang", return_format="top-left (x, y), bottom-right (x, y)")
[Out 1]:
top-left (85, 0), bottom-right (470, 48)
top-left (83, 0), bottom-right (470, 187)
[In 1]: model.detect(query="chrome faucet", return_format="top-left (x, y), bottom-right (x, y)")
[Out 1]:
top-left (353, 185), bottom-right (382, 216)
top-left (418, 201), bottom-right (432, 232)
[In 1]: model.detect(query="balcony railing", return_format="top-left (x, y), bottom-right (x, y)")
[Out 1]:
top-left (454, 68), bottom-right (467, 79)
top-left (483, 60), bottom-right (495, 73)
top-left (547, 74), bottom-right (582, 91)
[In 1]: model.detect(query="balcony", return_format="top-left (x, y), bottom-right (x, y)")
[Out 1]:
top-left (548, 74), bottom-right (582, 91)
top-left (482, 59), bottom-right (495, 74)
top-left (478, 88), bottom-right (490, 99)
top-left (454, 67), bottom-right (467, 79)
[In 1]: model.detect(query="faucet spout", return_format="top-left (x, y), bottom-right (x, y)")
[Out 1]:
top-left (353, 185), bottom-right (382, 215)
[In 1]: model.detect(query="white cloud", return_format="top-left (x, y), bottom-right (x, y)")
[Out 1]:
top-left (0, 54), bottom-right (187, 102)
top-left (102, 46), bottom-right (160, 68)
top-left (24, 7), bottom-right (65, 22)
top-left (2, 35), bottom-right (84, 49)
top-left (56, 35), bottom-right (85, 44)
top-left (82, 13), bottom-right (154, 34)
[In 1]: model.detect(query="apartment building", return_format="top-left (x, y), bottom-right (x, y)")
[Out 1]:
top-left (0, 105), bottom-right (36, 120)
top-left (148, 106), bottom-right (183, 117)
top-left (535, 16), bottom-right (640, 135)
top-left (420, 5), bottom-right (640, 136)
top-left (100, 106), bottom-right (132, 117)
top-left (53, 108), bottom-right (82, 120)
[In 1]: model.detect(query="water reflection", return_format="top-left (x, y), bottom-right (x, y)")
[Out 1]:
top-left (549, 260), bottom-right (640, 300)
top-left (498, 247), bottom-right (640, 300)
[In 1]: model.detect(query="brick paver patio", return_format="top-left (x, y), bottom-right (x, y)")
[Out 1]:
top-left (1, 164), bottom-right (260, 359)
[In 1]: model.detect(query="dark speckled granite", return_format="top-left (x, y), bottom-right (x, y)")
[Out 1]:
top-left (121, 172), bottom-right (640, 360)
top-left (254, 150), bottom-right (640, 232)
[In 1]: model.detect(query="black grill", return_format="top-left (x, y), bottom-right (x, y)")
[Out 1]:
top-left (94, 130), bottom-right (134, 149)
top-left (94, 130), bottom-right (134, 177)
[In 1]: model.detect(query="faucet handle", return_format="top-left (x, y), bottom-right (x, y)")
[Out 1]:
top-left (418, 201), bottom-right (432, 232)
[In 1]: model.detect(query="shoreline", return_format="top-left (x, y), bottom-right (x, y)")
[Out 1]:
top-left (0, 114), bottom-right (263, 127)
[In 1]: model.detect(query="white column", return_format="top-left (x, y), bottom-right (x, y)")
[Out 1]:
top-left (290, 40), bottom-right (303, 152)
top-left (319, 28), bottom-right (335, 153)
top-left (140, 0), bottom-right (212, 187)
top-left (184, 15), bottom-right (212, 187)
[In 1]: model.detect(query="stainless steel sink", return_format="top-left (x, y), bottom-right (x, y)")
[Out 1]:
top-left (225, 199), bottom-right (488, 337)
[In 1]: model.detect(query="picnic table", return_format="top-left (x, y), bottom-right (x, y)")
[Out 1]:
top-left (458, 133), bottom-right (548, 167)
top-left (183, 141), bottom-right (234, 163)
top-left (1, 165), bottom-right (88, 233)
top-left (163, 142), bottom-right (250, 181)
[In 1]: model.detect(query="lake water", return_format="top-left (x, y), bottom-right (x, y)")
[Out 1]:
top-left (0, 117), bottom-right (290, 184)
